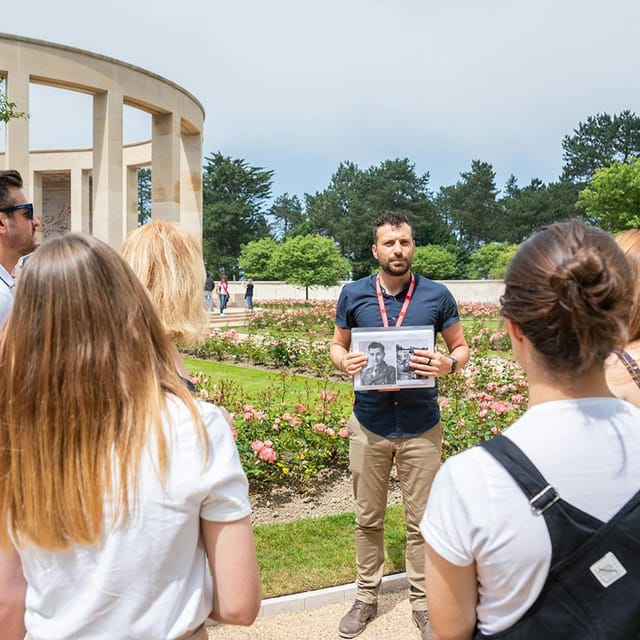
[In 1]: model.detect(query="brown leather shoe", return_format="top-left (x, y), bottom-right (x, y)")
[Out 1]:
top-left (338, 599), bottom-right (378, 638)
top-left (412, 609), bottom-right (433, 640)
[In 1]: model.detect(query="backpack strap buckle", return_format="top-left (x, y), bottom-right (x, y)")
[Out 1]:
top-left (530, 484), bottom-right (560, 515)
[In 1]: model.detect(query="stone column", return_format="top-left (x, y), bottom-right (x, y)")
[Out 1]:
top-left (180, 132), bottom-right (203, 237)
top-left (70, 167), bottom-right (91, 233)
top-left (92, 89), bottom-right (124, 247)
top-left (151, 112), bottom-right (180, 222)
top-left (4, 70), bottom-right (30, 194)
top-left (124, 164), bottom-right (139, 236)
top-left (32, 171), bottom-right (43, 243)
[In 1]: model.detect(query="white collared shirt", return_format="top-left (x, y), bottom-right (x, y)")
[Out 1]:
top-left (0, 263), bottom-right (15, 327)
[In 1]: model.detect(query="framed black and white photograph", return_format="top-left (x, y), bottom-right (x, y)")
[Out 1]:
top-left (352, 326), bottom-right (435, 391)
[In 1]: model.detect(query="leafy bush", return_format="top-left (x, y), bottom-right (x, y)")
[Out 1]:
top-left (412, 244), bottom-right (459, 279)
top-left (467, 242), bottom-right (519, 279)
top-left (191, 371), bottom-right (350, 486)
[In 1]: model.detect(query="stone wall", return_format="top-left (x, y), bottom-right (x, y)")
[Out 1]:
top-left (225, 279), bottom-right (504, 307)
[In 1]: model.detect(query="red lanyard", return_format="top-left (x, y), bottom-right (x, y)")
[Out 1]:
top-left (375, 273), bottom-right (415, 327)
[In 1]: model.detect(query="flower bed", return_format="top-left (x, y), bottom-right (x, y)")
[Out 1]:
top-left (187, 302), bottom-right (528, 487)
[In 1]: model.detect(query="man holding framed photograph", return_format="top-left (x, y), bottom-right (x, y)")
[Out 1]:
top-left (330, 211), bottom-right (470, 640)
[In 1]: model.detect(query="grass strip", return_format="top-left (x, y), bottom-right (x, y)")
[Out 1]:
top-left (255, 504), bottom-right (406, 598)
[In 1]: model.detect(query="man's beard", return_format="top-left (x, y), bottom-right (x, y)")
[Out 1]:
top-left (380, 258), bottom-right (411, 277)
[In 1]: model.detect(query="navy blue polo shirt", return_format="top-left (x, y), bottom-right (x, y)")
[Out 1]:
top-left (335, 273), bottom-right (460, 438)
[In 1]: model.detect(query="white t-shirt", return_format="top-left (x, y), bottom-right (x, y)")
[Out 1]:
top-left (18, 396), bottom-right (251, 640)
top-left (421, 397), bottom-right (640, 635)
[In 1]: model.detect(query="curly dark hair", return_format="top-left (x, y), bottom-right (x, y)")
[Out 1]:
top-left (372, 211), bottom-right (414, 243)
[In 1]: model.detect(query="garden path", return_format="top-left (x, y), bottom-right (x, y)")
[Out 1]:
top-left (206, 589), bottom-right (424, 639)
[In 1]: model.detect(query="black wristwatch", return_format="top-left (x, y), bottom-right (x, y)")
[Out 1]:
top-left (449, 355), bottom-right (458, 374)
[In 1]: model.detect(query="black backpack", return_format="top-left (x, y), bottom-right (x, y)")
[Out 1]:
top-left (474, 434), bottom-right (640, 639)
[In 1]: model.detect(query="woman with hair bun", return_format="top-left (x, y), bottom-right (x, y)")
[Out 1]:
top-left (420, 219), bottom-right (640, 639)
top-left (0, 233), bottom-right (260, 640)
top-left (605, 229), bottom-right (640, 407)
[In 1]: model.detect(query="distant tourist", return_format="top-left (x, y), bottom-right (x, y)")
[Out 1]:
top-left (204, 273), bottom-right (216, 311)
top-left (217, 275), bottom-right (229, 315)
top-left (244, 279), bottom-right (254, 311)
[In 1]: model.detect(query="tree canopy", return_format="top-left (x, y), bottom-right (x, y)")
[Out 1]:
top-left (576, 159), bottom-right (640, 232)
top-left (562, 110), bottom-right (640, 184)
top-left (270, 235), bottom-right (350, 299)
top-left (198, 110), bottom-right (633, 282)
top-left (202, 152), bottom-right (272, 278)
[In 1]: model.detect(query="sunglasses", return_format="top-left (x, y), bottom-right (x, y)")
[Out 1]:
top-left (0, 203), bottom-right (34, 220)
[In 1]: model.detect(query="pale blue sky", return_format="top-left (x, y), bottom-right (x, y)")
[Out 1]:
top-left (3, 0), bottom-right (640, 201)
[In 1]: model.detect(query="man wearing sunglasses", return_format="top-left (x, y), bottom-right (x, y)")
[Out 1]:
top-left (0, 170), bottom-right (41, 326)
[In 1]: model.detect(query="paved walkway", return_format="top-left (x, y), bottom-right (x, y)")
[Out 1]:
top-left (206, 574), bottom-right (430, 640)
top-left (206, 589), bottom-right (421, 640)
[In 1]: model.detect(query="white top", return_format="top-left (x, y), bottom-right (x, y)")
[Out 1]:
top-left (421, 397), bottom-right (640, 635)
top-left (18, 397), bottom-right (251, 640)
top-left (0, 263), bottom-right (15, 327)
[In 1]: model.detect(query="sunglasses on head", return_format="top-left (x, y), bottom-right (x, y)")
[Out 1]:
top-left (0, 203), bottom-right (34, 220)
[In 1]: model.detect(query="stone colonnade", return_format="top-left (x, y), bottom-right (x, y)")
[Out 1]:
top-left (0, 32), bottom-right (205, 246)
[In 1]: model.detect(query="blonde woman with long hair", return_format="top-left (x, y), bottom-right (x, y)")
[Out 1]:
top-left (0, 233), bottom-right (260, 640)
top-left (121, 220), bottom-right (209, 386)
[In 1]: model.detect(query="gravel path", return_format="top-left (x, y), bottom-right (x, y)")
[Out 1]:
top-left (206, 590), bottom-right (424, 639)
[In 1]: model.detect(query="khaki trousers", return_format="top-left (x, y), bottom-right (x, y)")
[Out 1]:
top-left (348, 414), bottom-right (442, 609)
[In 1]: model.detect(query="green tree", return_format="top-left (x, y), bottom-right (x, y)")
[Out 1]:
top-left (202, 152), bottom-right (273, 279)
top-left (575, 160), bottom-right (640, 233)
top-left (561, 110), bottom-right (640, 184)
top-left (306, 158), bottom-right (445, 279)
top-left (270, 193), bottom-right (309, 239)
top-left (437, 160), bottom-right (500, 250)
top-left (137, 167), bottom-right (151, 225)
top-left (412, 245), bottom-right (458, 279)
top-left (499, 176), bottom-right (579, 243)
top-left (467, 242), bottom-right (519, 279)
top-left (270, 234), bottom-right (350, 299)
top-left (305, 161), bottom-right (369, 276)
top-left (0, 81), bottom-right (29, 123)
top-left (238, 237), bottom-right (281, 280)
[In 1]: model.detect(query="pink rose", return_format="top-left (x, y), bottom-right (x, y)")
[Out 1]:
top-left (259, 446), bottom-right (277, 462)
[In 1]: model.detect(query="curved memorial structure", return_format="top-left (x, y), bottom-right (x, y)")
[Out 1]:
top-left (0, 32), bottom-right (205, 246)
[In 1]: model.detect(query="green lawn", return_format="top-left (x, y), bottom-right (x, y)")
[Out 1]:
top-left (254, 504), bottom-right (407, 597)
top-left (184, 357), bottom-right (353, 412)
